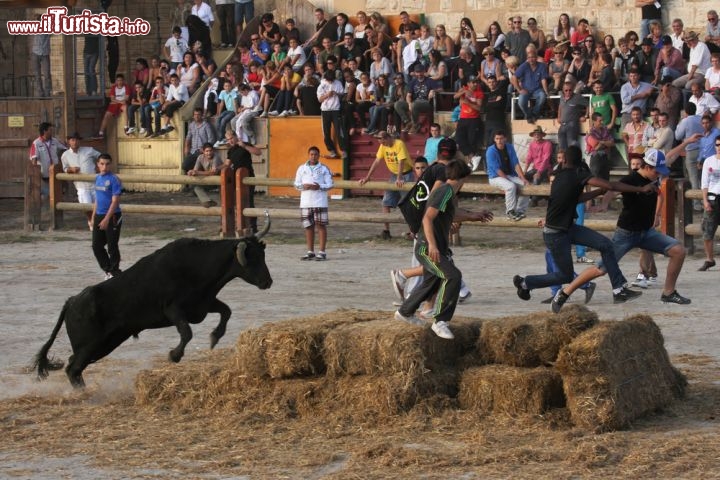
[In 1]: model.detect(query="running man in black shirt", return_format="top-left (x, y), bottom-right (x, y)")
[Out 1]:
top-left (513, 146), bottom-right (656, 309)
top-left (552, 148), bottom-right (690, 309)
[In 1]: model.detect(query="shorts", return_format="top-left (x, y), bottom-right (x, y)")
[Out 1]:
top-left (702, 197), bottom-right (720, 240)
top-left (106, 103), bottom-right (124, 117)
top-left (382, 171), bottom-right (415, 208)
top-left (589, 151), bottom-right (610, 180)
top-left (301, 207), bottom-right (329, 229)
top-left (610, 227), bottom-right (680, 263)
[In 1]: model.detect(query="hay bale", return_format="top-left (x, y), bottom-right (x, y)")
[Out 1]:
top-left (555, 315), bottom-right (687, 432)
top-left (136, 352), bottom-right (457, 421)
top-left (458, 365), bottom-right (565, 416)
top-left (233, 309), bottom-right (381, 378)
top-left (323, 317), bottom-right (482, 376)
top-left (478, 304), bottom-right (598, 367)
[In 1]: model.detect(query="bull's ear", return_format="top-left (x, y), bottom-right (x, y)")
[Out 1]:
top-left (235, 242), bottom-right (247, 267)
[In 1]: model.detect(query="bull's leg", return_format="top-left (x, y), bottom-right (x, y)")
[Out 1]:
top-left (65, 331), bottom-right (131, 388)
top-left (169, 319), bottom-right (192, 362)
top-left (209, 299), bottom-right (232, 349)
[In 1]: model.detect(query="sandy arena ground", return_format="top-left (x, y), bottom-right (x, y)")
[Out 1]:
top-left (0, 194), bottom-right (719, 478)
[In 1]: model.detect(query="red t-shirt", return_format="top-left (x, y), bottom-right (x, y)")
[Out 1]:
top-left (570, 31), bottom-right (589, 46)
top-left (459, 86), bottom-right (484, 119)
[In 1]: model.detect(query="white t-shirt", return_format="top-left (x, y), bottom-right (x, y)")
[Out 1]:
top-left (165, 36), bottom-right (189, 63)
top-left (287, 45), bottom-right (307, 72)
top-left (61, 146), bottom-right (100, 191)
top-left (705, 66), bottom-right (720, 89)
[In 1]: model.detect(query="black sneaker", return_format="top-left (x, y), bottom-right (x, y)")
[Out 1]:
top-left (661, 290), bottom-right (691, 305)
top-left (513, 275), bottom-right (531, 301)
top-left (540, 296), bottom-right (554, 304)
top-left (584, 282), bottom-right (596, 304)
top-left (301, 251), bottom-right (315, 260)
top-left (551, 290), bottom-right (569, 313)
top-left (613, 287), bottom-right (642, 304)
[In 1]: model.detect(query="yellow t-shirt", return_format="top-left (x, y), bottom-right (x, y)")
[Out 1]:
top-left (376, 139), bottom-right (413, 175)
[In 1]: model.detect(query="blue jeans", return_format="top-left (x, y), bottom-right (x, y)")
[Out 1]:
top-left (235, 1), bottom-right (254, 30)
top-left (524, 224), bottom-right (626, 291)
top-left (574, 203), bottom-right (586, 258)
top-left (600, 227), bottom-right (679, 269)
top-left (518, 88), bottom-right (546, 119)
top-left (545, 249), bottom-right (591, 296)
top-left (83, 53), bottom-right (98, 96)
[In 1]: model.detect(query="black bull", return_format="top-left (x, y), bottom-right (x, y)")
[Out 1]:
top-left (34, 220), bottom-right (272, 388)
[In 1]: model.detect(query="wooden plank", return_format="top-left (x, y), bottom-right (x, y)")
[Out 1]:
top-left (0, 138), bottom-right (30, 147)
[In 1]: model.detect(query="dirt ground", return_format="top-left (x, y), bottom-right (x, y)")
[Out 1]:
top-left (0, 193), bottom-right (719, 478)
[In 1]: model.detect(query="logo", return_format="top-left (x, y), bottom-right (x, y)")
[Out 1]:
top-left (7, 7), bottom-right (150, 36)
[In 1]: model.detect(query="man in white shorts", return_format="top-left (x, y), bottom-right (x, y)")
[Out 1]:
top-left (61, 132), bottom-right (101, 228)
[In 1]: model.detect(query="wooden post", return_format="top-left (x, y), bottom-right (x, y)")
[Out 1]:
top-left (24, 162), bottom-right (42, 231)
top-left (659, 178), bottom-right (675, 237)
top-left (49, 163), bottom-right (64, 231)
top-left (676, 180), bottom-right (694, 254)
top-left (219, 167), bottom-right (235, 238)
top-left (235, 167), bottom-right (252, 237)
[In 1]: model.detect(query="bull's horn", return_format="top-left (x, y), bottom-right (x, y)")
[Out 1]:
top-left (235, 242), bottom-right (247, 267)
top-left (254, 210), bottom-right (270, 240)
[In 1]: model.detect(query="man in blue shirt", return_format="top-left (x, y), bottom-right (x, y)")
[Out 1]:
top-left (486, 130), bottom-right (530, 220)
top-left (92, 153), bottom-right (123, 280)
top-left (676, 102), bottom-right (705, 210)
top-left (510, 49), bottom-right (549, 124)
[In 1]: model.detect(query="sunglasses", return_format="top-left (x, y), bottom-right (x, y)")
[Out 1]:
top-left (513, 21), bottom-right (522, 24)
top-left (715, 143), bottom-right (720, 147)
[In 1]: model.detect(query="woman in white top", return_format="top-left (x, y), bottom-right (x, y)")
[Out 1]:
top-left (417, 25), bottom-right (435, 62)
top-left (354, 11), bottom-right (369, 39)
top-left (705, 53), bottom-right (720, 94)
top-left (455, 17), bottom-right (478, 55)
top-left (485, 21), bottom-right (505, 51)
top-left (369, 48), bottom-right (393, 81)
top-left (335, 13), bottom-right (354, 44)
top-left (178, 51), bottom-right (200, 94)
top-left (427, 49), bottom-right (448, 86)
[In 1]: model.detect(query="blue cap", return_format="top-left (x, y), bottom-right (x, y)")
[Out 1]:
top-left (644, 149), bottom-right (669, 176)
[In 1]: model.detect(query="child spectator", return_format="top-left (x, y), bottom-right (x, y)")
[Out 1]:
top-left (98, 74), bottom-right (130, 138)
top-left (294, 145), bottom-right (334, 261)
top-left (126, 80), bottom-right (148, 136)
top-left (163, 26), bottom-right (188, 70)
top-left (215, 79), bottom-right (238, 140)
top-left (143, 76), bottom-right (165, 137)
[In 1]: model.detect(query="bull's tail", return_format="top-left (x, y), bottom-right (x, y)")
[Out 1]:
top-left (33, 302), bottom-right (68, 379)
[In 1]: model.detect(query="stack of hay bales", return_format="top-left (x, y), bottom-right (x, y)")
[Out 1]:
top-left (136, 307), bottom-right (687, 430)
top-left (136, 310), bottom-right (482, 420)
top-left (458, 305), bottom-right (598, 416)
top-left (556, 314), bottom-right (687, 432)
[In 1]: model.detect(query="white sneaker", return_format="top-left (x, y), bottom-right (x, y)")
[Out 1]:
top-left (471, 155), bottom-right (482, 171)
top-left (458, 291), bottom-right (472, 303)
top-left (126, 127), bottom-right (135, 135)
top-left (213, 139), bottom-right (227, 148)
top-left (139, 128), bottom-right (147, 136)
top-left (431, 321), bottom-right (455, 339)
top-left (268, 110), bottom-right (279, 116)
top-left (278, 110), bottom-right (289, 117)
top-left (104, 272), bottom-right (113, 280)
top-left (631, 273), bottom-right (648, 289)
top-left (390, 269), bottom-right (407, 300)
top-left (647, 276), bottom-right (658, 286)
top-left (394, 310), bottom-right (425, 326)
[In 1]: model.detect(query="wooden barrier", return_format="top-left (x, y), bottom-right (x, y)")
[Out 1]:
top-left (34, 163), bottom-right (236, 237)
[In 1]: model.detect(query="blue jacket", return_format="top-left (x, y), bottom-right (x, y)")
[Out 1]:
top-left (486, 143), bottom-right (520, 179)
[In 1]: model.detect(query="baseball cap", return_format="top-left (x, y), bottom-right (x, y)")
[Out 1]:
top-left (467, 75), bottom-right (478, 82)
top-left (413, 63), bottom-right (426, 72)
top-left (644, 149), bottom-right (669, 176)
top-left (661, 35), bottom-right (672, 45)
top-left (437, 138), bottom-right (457, 158)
